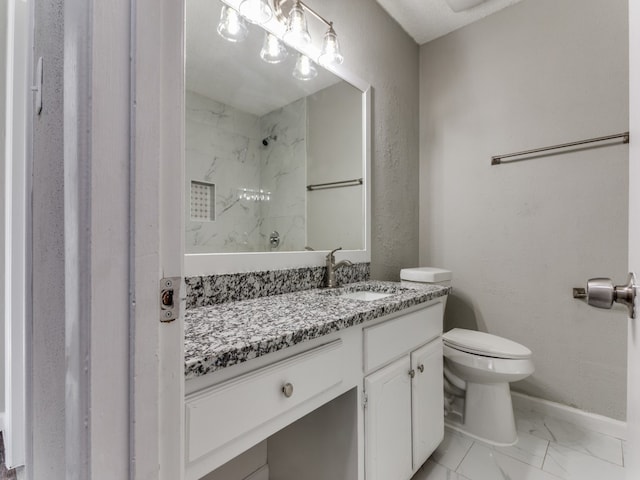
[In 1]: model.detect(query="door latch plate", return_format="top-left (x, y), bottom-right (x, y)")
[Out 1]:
top-left (160, 277), bottom-right (181, 323)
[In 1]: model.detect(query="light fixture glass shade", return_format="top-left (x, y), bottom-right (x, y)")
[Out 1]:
top-left (318, 23), bottom-right (344, 66)
top-left (283, 1), bottom-right (311, 47)
top-left (239, 0), bottom-right (273, 24)
top-left (217, 5), bottom-right (249, 43)
top-left (293, 54), bottom-right (317, 81)
top-left (260, 33), bottom-right (288, 64)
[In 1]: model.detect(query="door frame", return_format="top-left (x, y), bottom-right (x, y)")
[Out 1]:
top-left (627, 1), bottom-right (639, 478)
top-left (60, 0), bottom-right (185, 477)
top-left (3, 0), bottom-right (31, 469)
top-left (131, 0), bottom-right (185, 478)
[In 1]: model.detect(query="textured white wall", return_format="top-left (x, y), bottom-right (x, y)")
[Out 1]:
top-left (419, 0), bottom-right (629, 419)
top-left (32, 0), bottom-right (66, 476)
top-left (306, 0), bottom-right (420, 280)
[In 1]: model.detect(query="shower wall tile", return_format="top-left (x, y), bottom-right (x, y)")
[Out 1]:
top-left (185, 262), bottom-right (370, 308)
top-left (185, 91), bottom-right (307, 253)
top-left (185, 91), bottom-right (263, 253)
top-left (259, 98), bottom-right (307, 251)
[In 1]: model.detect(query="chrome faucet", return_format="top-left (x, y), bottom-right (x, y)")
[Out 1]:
top-left (325, 247), bottom-right (353, 288)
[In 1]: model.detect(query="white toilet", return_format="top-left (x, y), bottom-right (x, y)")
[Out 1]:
top-left (400, 267), bottom-right (534, 446)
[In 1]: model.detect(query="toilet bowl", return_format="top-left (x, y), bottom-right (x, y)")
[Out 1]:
top-left (443, 328), bottom-right (534, 446)
top-left (400, 267), bottom-right (535, 446)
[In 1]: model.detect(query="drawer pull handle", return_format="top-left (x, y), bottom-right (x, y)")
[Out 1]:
top-left (282, 382), bottom-right (294, 398)
top-left (409, 369), bottom-right (415, 379)
top-left (417, 364), bottom-right (424, 373)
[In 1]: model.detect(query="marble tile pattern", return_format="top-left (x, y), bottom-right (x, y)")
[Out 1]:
top-left (417, 407), bottom-right (626, 480)
top-left (185, 262), bottom-right (370, 309)
top-left (184, 280), bottom-right (450, 378)
top-left (185, 91), bottom-right (262, 253)
top-left (259, 98), bottom-right (307, 252)
top-left (185, 91), bottom-right (307, 254)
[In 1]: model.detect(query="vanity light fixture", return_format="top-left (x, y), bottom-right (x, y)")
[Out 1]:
top-left (275, 0), bottom-right (344, 66)
top-left (216, 0), bottom-right (344, 76)
top-left (239, 0), bottom-right (273, 25)
top-left (260, 32), bottom-right (288, 63)
top-left (217, 5), bottom-right (249, 43)
top-left (318, 22), bottom-right (343, 66)
top-left (292, 53), bottom-right (317, 81)
top-left (282, 0), bottom-right (311, 47)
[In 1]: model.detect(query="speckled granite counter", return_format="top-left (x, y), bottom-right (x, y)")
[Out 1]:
top-left (185, 280), bottom-right (450, 379)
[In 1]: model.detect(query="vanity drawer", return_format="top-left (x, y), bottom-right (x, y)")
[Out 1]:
top-left (363, 303), bottom-right (443, 373)
top-left (186, 339), bottom-right (344, 463)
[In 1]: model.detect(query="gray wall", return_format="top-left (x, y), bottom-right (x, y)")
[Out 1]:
top-left (32, 0), bottom-right (65, 476)
top-left (419, 0), bottom-right (629, 419)
top-left (307, 82), bottom-right (363, 251)
top-left (307, 0), bottom-right (420, 280)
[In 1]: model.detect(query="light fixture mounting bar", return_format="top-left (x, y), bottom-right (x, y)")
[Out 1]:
top-left (272, 0), bottom-right (332, 27)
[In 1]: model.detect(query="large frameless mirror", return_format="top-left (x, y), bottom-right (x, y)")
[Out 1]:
top-left (184, 0), bottom-right (370, 275)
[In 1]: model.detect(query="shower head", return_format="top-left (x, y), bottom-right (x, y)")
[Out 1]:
top-left (262, 134), bottom-right (278, 146)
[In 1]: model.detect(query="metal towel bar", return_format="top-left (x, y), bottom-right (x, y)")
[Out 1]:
top-left (307, 178), bottom-right (363, 191)
top-left (491, 132), bottom-right (629, 165)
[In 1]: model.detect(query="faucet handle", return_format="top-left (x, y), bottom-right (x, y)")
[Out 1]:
top-left (327, 247), bottom-right (342, 260)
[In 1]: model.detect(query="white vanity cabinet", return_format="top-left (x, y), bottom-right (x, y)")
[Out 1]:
top-left (363, 303), bottom-right (444, 480)
top-left (184, 295), bottom-right (448, 480)
top-left (364, 356), bottom-right (413, 480)
top-left (411, 340), bottom-right (444, 469)
top-left (185, 339), bottom-right (348, 480)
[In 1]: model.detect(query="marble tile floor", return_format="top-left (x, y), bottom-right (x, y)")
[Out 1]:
top-left (412, 406), bottom-right (626, 480)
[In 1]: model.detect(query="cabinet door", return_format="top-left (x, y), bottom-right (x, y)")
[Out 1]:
top-left (364, 356), bottom-right (412, 480)
top-left (411, 339), bottom-right (444, 470)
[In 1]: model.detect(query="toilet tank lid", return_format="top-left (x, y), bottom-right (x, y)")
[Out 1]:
top-left (400, 267), bottom-right (452, 283)
top-left (443, 328), bottom-right (532, 359)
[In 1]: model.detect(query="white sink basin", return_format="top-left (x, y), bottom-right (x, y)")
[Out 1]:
top-left (335, 291), bottom-right (394, 301)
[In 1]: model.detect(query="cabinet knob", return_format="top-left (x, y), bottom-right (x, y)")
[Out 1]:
top-left (408, 369), bottom-right (415, 379)
top-left (417, 364), bottom-right (424, 373)
top-left (282, 382), bottom-right (294, 398)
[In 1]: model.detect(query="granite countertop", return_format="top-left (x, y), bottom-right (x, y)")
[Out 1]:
top-left (184, 280), bottom-right (451, 379)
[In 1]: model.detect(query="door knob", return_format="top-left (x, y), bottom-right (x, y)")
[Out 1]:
top-left (574, 273), bottom-right (637, 319)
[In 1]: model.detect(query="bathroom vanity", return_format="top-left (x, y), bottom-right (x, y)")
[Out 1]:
top-left (182, 0), bottom-right (446, 478)
top-left (184, 281), bottom-right (449, 480)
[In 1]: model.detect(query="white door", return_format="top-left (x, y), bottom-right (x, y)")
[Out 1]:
top-left (411, 340), bottom-right (444, 470)
top-left (364, 356), bottom-right (413, 480)
top-left (3, 0), bottom-right (29, 469)
top-left (627, 2), bottom-right (640, 478)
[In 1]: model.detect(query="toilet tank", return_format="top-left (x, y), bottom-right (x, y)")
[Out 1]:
top-left (400, 267), bottom-right (452, 285)
top-left (400, 267), bottom-right (452, 309)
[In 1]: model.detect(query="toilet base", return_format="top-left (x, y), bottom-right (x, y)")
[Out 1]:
top-left (445, 381), bottom-right (518, 446)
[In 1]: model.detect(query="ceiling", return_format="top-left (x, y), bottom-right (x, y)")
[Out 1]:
top-left (375, 0), bottom-right (525, 45)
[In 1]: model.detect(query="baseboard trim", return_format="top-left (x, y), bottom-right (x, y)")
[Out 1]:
top-left (511, 391), bottom-right (627, 440)
top-left (245, 464), bottom-right (269, 480)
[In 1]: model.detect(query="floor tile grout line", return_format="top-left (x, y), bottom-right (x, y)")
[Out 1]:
top-left (540, 439), bottom-right (551, 472)
top-left (544, 439), bottom-right (625, 468)
top-left (453, 440), bottom-right (475, 473)
top-left (425, 413), bottom-right (626, 480)
top-left (516, 416), bottom-right (625, 467)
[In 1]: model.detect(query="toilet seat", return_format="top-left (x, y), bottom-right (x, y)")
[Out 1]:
top-left (443, 328), bottom-right (532, 360)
